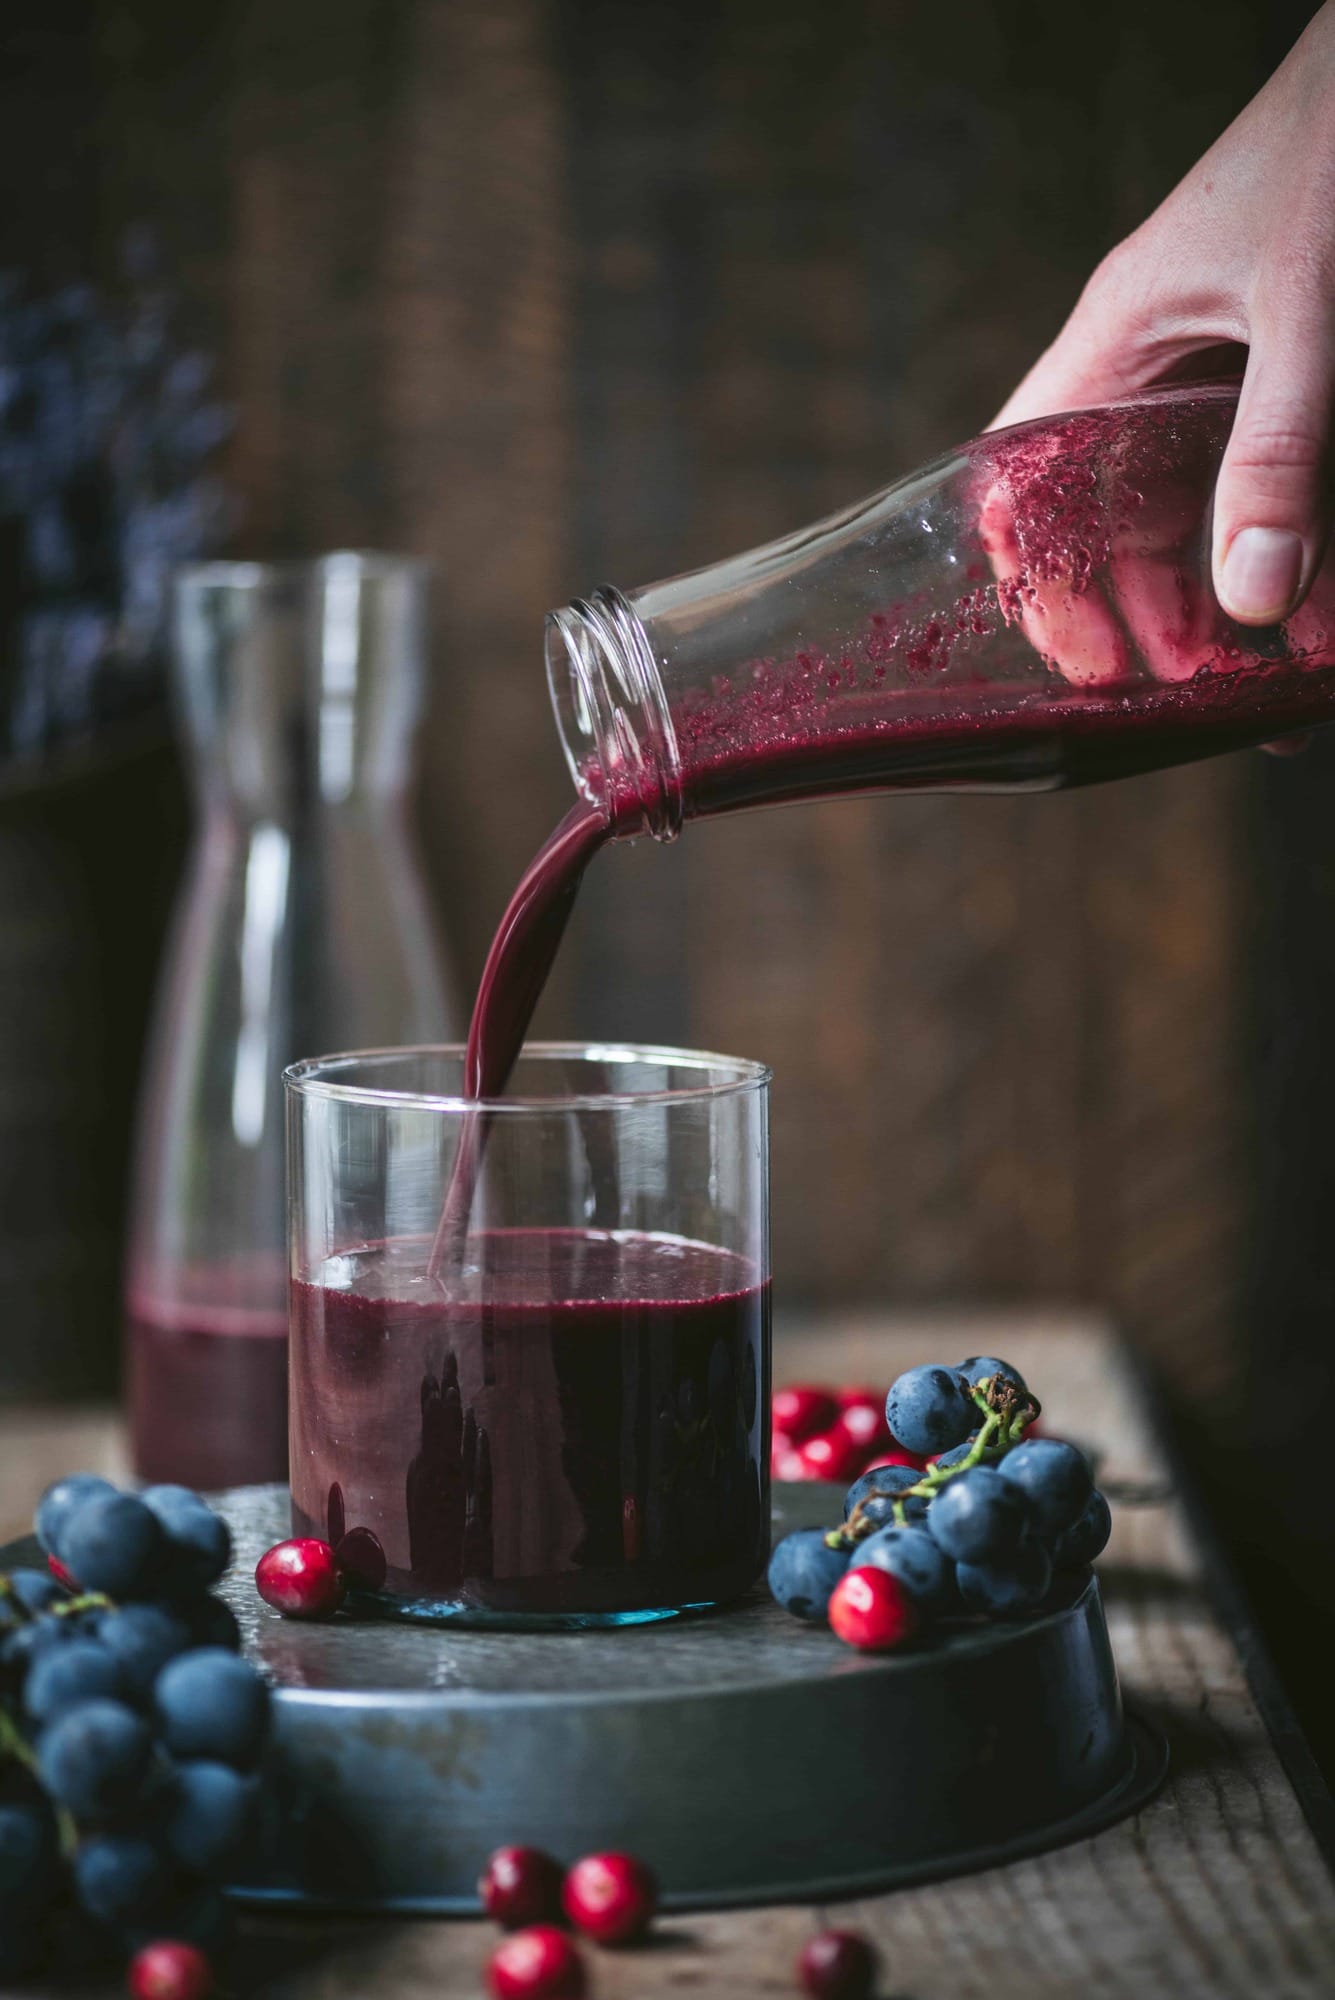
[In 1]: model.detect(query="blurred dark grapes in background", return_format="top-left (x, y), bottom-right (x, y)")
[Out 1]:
top-left (0, 229), bottom-right (232, 786)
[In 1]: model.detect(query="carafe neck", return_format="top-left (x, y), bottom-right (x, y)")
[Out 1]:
top-left (174, 554), bottom-right (428, 823)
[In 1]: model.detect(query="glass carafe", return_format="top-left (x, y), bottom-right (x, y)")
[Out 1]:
top-left (126, 555), bottom-right (456, 1488)
top-left (545, 385), bottom-right (1335, 840)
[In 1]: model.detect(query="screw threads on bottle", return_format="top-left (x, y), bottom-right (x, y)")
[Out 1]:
top-left (544, 587), bottom-right (683, 841)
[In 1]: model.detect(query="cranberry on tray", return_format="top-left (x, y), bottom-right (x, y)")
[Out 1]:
top-left (254, 1538), bottom-right (344, 1619)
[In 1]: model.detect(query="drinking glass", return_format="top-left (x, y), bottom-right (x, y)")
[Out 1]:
top-left (286, 1043), bottom-right (771, 1626)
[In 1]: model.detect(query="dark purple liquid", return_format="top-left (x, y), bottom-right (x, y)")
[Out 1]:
top-left (668, 663), bottom-right (1335, 817)
top-left (128, 1299), bottom-right (289, 1489)
top-left (290, 1229), bottom-right (770, 1615)
top-left (427, 801), bottom-right (604, 1276)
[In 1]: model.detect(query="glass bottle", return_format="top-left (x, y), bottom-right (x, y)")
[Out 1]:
top-left (126, 555), bottom-right (456, 1488)
top-left (545, 384), bottom-right (1335, 841)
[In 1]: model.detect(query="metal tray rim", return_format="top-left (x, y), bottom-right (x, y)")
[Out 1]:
top-left (228, 1705), bottom-right (1167, 1916)
top-left (267, 1575), bottom-right (1103, 1711)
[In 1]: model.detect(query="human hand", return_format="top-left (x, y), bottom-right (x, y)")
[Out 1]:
top-left (992, 3), bottom-right (1335, 631)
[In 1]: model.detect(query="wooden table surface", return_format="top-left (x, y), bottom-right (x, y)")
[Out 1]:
top-left (4, 1313), bottom-right (1334, 2000)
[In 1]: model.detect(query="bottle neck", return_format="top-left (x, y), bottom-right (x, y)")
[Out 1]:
top-left (545, 586), bottom-right (683, 841)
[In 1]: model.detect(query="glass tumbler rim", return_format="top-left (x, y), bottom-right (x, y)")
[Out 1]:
top-left (282, 1040), bottom-right (772, 1114)
top-left (176, 551), bottom-right (431, 593)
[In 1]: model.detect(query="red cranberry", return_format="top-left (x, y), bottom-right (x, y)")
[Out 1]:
top-left (562, 1851), bottom-right (657, 1945)
top-left (47, 1553), bottom-right (77, 1592)
top-left (486, 1926), bottom-right (585, 1998)
top-left (255, 1538), bottom-right (344, 1618)
top-left (480, 1845), bottom-right (564, 1928)
top-left (772, 1384), bottom-right (839, 1443)
top-left (798, 1928), bottom-right (878, 2000)
top-left (772, 1429), bottom-right (808, 1477)
top-left (832, 1400), bottom-right (892, 1459)
top-left (127, 1940), bottom-right (214, 2000)
top-left (796, 1429), bottom-right (867, 1483)
top-left (834, 1384), bottom-right (881, 1411)
top-left (828, 1566), bottom-right (919, 1652)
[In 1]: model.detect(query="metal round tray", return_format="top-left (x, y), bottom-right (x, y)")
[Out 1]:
top-left (200, 1482), bottom-right (1165, 1912)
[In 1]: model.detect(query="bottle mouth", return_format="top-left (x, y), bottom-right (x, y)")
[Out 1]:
top-left (544, 586), bottom-right (683, 841)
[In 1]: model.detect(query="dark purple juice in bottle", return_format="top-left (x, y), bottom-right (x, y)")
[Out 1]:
top-left (290, 1228), bottom-right (769, 1620)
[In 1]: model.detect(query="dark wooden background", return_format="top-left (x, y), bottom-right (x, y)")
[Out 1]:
top-left (2, 0), bottom-right (1332, 1754)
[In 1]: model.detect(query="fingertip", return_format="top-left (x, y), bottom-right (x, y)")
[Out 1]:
top-left (1214, 525), bottom-right (1305, 627)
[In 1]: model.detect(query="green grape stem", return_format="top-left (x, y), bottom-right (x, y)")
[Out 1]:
top-left (0, 1576), bottom-right (29, 1624)
top-left (887, 1376), bottom-right (1040, 1523)
top-left (51, 1593), bottom-right (110, 1620)
top-left (1, 1572), bottom-right (116, 1851)
top-left (0, 1696), bottom-right (78, 1853)
top-left (0, 1702), bottom-right (37, 1775)
top-left (824, 1374), bottom-right (1041, 1544)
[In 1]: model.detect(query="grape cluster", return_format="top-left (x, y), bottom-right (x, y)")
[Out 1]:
top-left (769, 1358), bottom-right (1111, 1650)
top-left (0, 1474), bottom-right (268, 1985)
top-left (0, 233), bottom-right (232, 773)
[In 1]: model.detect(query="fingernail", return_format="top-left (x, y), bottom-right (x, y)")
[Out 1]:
top-left (1218, 526), bottom-right (1304, 624)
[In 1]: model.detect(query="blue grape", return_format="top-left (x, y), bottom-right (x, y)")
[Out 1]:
top-left (100, 1604), bottom-right (192, 1704)
top-left (155, 1649), bottom-right (270, 1768)
top-left (138, 1483), bottom-right (202, 1517)
top-left (61, 1492), bottom-right (166, 1600)
top-left (141, 1487), bottom-right (231, 1591)
top-left (25, 1639), bottom-right (126, 1723)
top-left (927, 1467), bottom-right (1029, 1565)
top-left (73, 1832), bottom-right (168, 1923)
top-left (37, 1699), bottom-right (153, 1816)
top-left (885, 1366), bottom-right (975, 1457)
top-left (856, 1525), bottom-right (954, 1611)
top-left (997, 1438), bottom-right (1093, 1538)
top-left (958, 1355), bottom-right (1027, 1395)
top-left (843, 1464), bottom-right (921, 1520)
top-left (7, 1570), bottom-right (63, 1617)
top-left (1, 1614), bottom-right (75, 1688)
top-left (767, 1530), bottom-right (850, 1623)
top-left (0, 1798), bottom-right (60, 1903)
top-left (957, 1539), bottom-right (1053, 1616)
top-left (1052, 1489), bottom-right (1112, 1570)
top-left (34, 1473), bottom-right (115, 1558)
top-left (166, 1760), bottom-right (260, 1876)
